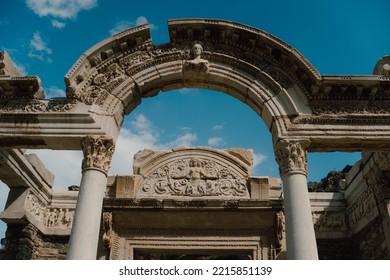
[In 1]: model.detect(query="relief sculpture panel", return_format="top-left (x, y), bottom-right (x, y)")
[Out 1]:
top-left (135, 148), bottom-right (252, 199)
top-left (138, 157), bottom-right (249, 199)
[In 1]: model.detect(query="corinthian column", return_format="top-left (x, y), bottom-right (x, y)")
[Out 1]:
top-left (274, 139), bottom-right (318, 260)
top-left (67, 137), bottom-right (115, 260)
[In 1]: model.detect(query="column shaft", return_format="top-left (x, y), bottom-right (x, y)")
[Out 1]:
top-left (282, 172), bottom-right (318, 259)
top-left (67, 170), bottom-right (106, 259)
top-left (275, 139), bottom-right (318, 260)
top-left (67, 137), bottom-right (114, 260)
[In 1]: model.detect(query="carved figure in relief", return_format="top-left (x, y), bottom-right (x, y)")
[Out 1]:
top-left (183, 44), bottom-right (210, 73)
top-left (139, 157), bottom-right (249, 198)
top-left (64, 209), bottom-right (73, 227)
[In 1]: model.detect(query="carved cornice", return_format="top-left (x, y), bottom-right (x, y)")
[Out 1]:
top-left (81, 136), bottom-right (115, 175)
top-left (0, 76), bottom-right (44, 99)
top-left (274, 139), bottom-right (310, 177)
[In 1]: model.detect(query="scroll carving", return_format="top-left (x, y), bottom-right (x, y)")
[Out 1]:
top-left (274, 139), bottom-right (310, 176)
top-left (183, 44), bottom-right (210, 73)
top-left (82, 137), bottom-right (115, 174)
top-left (138, 157), bottom-right (249, 198)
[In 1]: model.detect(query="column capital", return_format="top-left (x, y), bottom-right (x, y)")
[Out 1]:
top-left (274, 138), bottom-right (310, 177)
top-left (81, 136), bottom-right (115, 175)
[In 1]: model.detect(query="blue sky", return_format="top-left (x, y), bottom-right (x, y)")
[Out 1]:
top-left (0, 0), bottom-right (389, 241)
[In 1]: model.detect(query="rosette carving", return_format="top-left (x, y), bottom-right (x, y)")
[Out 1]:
top-left (81, 137), bottom-right (115, 175)
top-left (274, 139), bottom-right (310, 176)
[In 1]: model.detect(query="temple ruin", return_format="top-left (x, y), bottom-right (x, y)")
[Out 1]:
top-left (0, 18), bottom-right (390, 260)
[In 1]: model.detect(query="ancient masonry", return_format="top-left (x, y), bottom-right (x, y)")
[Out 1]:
top-left (0, 19), bottom-right (390, 260)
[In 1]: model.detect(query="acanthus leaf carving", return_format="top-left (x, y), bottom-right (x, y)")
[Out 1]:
top-left (274, 139), bottom-right (310, 177)
top-left (81, 136), bottom-right (115, 174)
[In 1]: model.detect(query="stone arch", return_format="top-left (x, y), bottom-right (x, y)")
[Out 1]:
top-left (64, 19), bottom-right (318, 143)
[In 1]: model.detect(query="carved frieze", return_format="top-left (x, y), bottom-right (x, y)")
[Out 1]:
top-left (347, 188), bottom-right (379, 231)
top-left (94, 63), bottom-right (129, 93)
top-left (81, 136), bottom-right (115, 174)
top-left (312, 211), bottom-right (348, 232)
top-left (0, 99), bottom-right (77, 113)
top-left (274, 139), bottom-right (310, 176)
top-left (80, 86), bottom-right (109, 105)
top-left (24, 192), bottom-right (74, 229)
top-left (138, 157), bottom-right (249, 199)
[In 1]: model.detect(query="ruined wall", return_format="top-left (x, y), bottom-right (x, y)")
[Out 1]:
top-left (0, 223), bottom-right (69, 260)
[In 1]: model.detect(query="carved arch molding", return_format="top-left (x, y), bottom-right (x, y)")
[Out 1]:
top-left (0, 18), bottom-right (390, 151)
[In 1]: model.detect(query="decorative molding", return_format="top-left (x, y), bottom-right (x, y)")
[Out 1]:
top-left (104, 198), bottom-right (164, 209)
top-left (0, 99), bottom-right (77, 113)
top-left (274, 139), bottom-right (310, 176)
top-left (115, 227), bottom-right (272, 237)
top-left (80, 86), bottom-right (109, 105)
top-left (81, 136), bottom-right (115, 174)
top-left (0, 76), bottom-right (44, 99)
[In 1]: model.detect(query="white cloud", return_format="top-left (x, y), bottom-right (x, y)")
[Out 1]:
top-left (51, 19), bottom-right (66, 29)
top-left (135, 16), bottom-right (157, 30)
top-left (211, 124), bottom-right (224, 131)
top-left (207, 137), bottom-right (224, 147)
top-left (26, 0), bottom-right (97, 19)
top-left (253, 152), bottom-right (267, 169)
top-left (14, 61), bottom-right (28, 75)
top-left (46, 86), bottom-right (66, 98)
top-left (28, 32), bottom-right (52, 62)
top-left (168, 133), bottom-right (197, 147)
top-left (109, 20), bottom-right (133, 35)
top-left (109, 16), bottom-right (157, 35)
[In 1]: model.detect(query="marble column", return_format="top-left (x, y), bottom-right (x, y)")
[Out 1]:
top-left (67, 137), bottom-right (115, 260)
top-left (275, 139), bottom-right (318, 260)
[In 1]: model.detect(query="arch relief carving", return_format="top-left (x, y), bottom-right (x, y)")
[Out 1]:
top-left (134, 148), bottom-right (252, 199)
